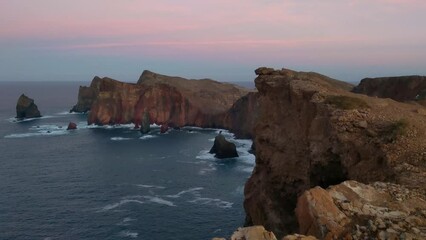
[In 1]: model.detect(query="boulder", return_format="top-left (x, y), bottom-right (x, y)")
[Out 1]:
top-left (212, 226), bottom-right (277, 240)
top-left (160, 124), bottom-right (169, 134)
top-left (140, 111), bottom-right (150, 134)
top-left (296, 181), bottom-right (426, 239)
top-left (209, 134), bottom-right (238, 159)
top-left (16, 94), bottom-right (41, 119)
top-left (66, 122), bottom-right (77, 130)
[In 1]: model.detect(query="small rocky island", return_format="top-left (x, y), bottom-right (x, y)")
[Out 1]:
top-left (209, 133), bottom-right (239, 159)
top-left (16, 94), bottom-right (41, 119)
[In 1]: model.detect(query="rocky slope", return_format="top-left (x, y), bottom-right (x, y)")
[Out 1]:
top-left (244, 67), bottom-right (426, 237)
top-left (296, 180), bottom-right (426, 239)
top-left (71, 70), bottom-right (256, 135)
top-left (353, 75), bottom-right (426, 104)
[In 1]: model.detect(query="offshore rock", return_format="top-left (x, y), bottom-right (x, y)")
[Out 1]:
top-left (244, 67), bottom-right (426, 237)
top-left (140, 111), bottom-right (150, 134)
top-left (353, 75), bottom-right (426, 104)
top-left (160, 124), bottom-right (169, 134)
top-left (66, 122), bottom-right (77, 130)
top-left (296, 181), bottom-right (426, 239)
top-left (209, 134), bottom-right (239, 159)
top-left (16, 94), bottom-right (41, 119)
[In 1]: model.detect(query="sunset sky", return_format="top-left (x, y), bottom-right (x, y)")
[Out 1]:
top-left (1, 0), bottom-right (425, 82)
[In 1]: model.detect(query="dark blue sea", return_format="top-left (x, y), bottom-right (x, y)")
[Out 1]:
top-left (0, 81), bottom-right (255, 240)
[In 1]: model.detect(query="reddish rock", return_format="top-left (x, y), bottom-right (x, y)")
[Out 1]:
top-left (244, 67), bottom-right (426, 237)
top-left (66, 122), bottom-right (77, 130)
top-left (296, 181), bottom-right (426, 239)
top-left (160, 124), bottom-right (169, 134)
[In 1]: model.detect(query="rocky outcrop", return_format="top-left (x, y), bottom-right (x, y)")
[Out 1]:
top-left (16, 94), bottom-right (41, 119)
top-left (244, 67), bottom-right (426, 237)
top-left (66, 122), bottom-right (77, 130)
top-left (160, 124), bottom-right (169, 134)
top-left (219, 92), bottom-right (259, 139)
top-left (140, 111), bottom-right (150, 134)
top-left (71, 71), bottom-right (254, 133)
top-left (296, 180), bottom-right (426, 239)
top-left (209, 134), bottom-right (239, 159)
top-left (212, 226), bottom-right (277, 240)
top-left (353, 75), bottom-right (426, 104)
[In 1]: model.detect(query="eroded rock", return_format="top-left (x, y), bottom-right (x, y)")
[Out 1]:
top-left (16, 94), bottom-right (41, 119)
top-left (209, 134), bottom-right (238, 159)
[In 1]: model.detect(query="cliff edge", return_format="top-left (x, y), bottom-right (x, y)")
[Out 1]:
top-left (244, 67), bottom-right (426, 237)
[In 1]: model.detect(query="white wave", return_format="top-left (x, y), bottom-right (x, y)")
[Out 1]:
top-left (29, 124), bottom-right (67, 131)
top-left (143, 196), bottom-right (176, 207)
top-left (6, 115), bottom-right (55, 123)
top-left (237, 166), bottom-right (254, 173)
top-left (86, 123), bottom-right (135, 129)
top-left (119, 230), bottom-right (139, 238)
top-left (101, 199), bottom-right (145, 211)
top-left (234, 185), bottom-right (245, 195)
top-left (56, 111), bottom-right (86, 115)
top-left (4, 130), bottom-right (68, 138)
top-left (139, 135), bottom-right (157, 140)
top-left (188, 197), bottom-right (233, 209)
top-left (111, 137), bottom-right (132, 141)
top-left (196, 150), bottom-right (214, 160)
top-left (116, 217), bottom-right (137, 226)
top-left (136, 184), bottom-right (165, 189)
top-left (199, 163), bottom-right (217, 175)
top-left (166, 187), bottom-right (204, 198)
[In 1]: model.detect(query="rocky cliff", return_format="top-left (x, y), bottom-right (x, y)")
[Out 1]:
top-left (71, 70), bottom-right (256, 135)
top-left (353, 76), bottom-right (426, 104)
top-left (244, 67), bottom-right (426, 237)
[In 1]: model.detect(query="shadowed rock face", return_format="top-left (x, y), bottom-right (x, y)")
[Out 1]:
top-left (353, 76), bottom-right (426, 104)
top-left (16, 94), bottom-right (41, 119)
top-left (72, 70), bottom-right (256, 136)
top-left (209, 134), bottom-right (239, 159)
top-left (244, 67), bottom-right (426, 237)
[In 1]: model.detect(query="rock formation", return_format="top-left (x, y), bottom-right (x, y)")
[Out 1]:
top-left (160, 124), bottom-right (169, 134)
top-left (71, 70), bottom-right (255, 135)
top-left (209, 134), bottom-right (239, 159)
top-left (353, 75), bottom-right (426, 104)
top-left (66, 122), bottom-right (77, 130)
top-left (296, 180), bottom-right (426, 239)
top-left (16, 94), bottom-right (41, 119)
top-left (140, 111), bottom-right (150, 134)
top-left (212, 226), bottom-right (278, 240)
top-left (244, 67), bottom-right (426, 237)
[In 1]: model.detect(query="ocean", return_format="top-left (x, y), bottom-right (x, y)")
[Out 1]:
top-left (0, 81), bottom-right (255, 240)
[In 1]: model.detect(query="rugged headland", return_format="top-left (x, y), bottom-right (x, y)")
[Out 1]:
top-left (242, 68), bottom-right (426, 239)
top-left (71, 70), bottom-right (257, 138)
top-left (71, 68), bottom-right (426, 239)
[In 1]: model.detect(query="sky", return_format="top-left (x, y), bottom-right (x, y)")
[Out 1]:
top-left (1, 0), bottom-right (426, 82)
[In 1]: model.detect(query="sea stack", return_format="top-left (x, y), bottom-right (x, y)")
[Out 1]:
top-left (140, 111), bottom-right (150, 134)
top-left (16, 94), bottom-right (41, 119)
top-left (209, 134), bottom-right (238, 159)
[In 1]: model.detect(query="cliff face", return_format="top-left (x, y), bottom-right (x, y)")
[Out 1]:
top-left (71, 70), bottom-right (256, 133)
top-left (353, 76), bottom-right (426, 104)
top-left (244, 68), bottom-right (426, 237)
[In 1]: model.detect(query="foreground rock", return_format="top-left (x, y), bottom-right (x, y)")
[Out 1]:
top-left (353, 75), bottom-right (426, 104)
top-left (244, 67), bottom-right (426, 237)
top-left (16, 94), bottom-right (41, 119)
top-left (66, 122), bottom-right (77, 130)
top-left (296, 180), bottom-right (426, 239)
top-left (209, 134), bottom-right (239, 159)
top-left (212, 226), bottom-right (277, 240)
top-left (140, 111), bottom-right (150, 134)
top-left (71, 70), bottom-right (256, 137)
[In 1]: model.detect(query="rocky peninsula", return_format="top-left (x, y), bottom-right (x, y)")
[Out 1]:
top-left (71, 70), bottom-right (257, 138)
